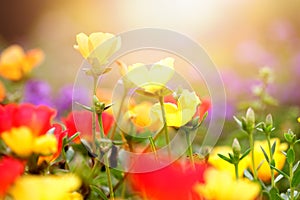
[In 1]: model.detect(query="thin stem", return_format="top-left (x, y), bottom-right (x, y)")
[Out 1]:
top-left (104, 155), bottom-right (114, 200)
top-left (289, 144), bottom-right (295, 200)
top-left (148, 136), bottom-right (158, 160)
top-left (110, 90), bottom-right (127, 140)
top-left (112, 127), bottom-right (165, 192)
top-left (185, 132), bottom-right (195, 169)
top-left (97, 112), bottom-right (105, 139)
top-left (234, 163), bottom-right (239, 180)
top-left (158, 95), bottom-right (171, 158)
top-left (92, 76), bottom-right (98, 151)
top-left (266, 134), bottom-right (275, 188)
top-left (249, 132), bottom-right (258, 180)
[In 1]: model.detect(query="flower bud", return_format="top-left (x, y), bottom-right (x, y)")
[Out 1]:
top-left (259, 66), bottom-right (273, 84)
top-left (265, 114), bottom-right (273, 128)
top-left (246, 108), bottom-right (255, 131)
top-left (284, 129), bottom-right (296, 144)
top-left (232, 138), bottom-right (241, 157)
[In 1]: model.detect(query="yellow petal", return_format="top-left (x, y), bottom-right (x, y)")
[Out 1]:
top-left (74, 33), bottom-right (89, 59)
top-left (252, 138), bottom-right (287, 182)
top-left (1, 127), bottom-right (34, 157)
top-left (208, 146), bottom-right (250, 178)
top-left (8, 174), bottom-right (82, 200)
top-left (33, 134), bottom-right (58, 156)
top-left (194, 169), bottom-right (260, 200)
top-left (126, 57), bottom-right (175, 94)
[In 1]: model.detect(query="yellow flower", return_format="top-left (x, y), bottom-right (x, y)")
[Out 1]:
top-left (1, 127), bottom-right (57, 157)
top-left (128, 102), bottom-right (153, 128)
top-left (194, 169), bottom-right (260, 200)
top-left (251, 138), bottom-right (288, 182)
top-left (125, 57), bottom-right (175, 95)
top-left (297, 117), bottom-right (300, 123)
top-left (208, 146), bottom-right (250, 178)
top-left (74, 32), bottom-right (121, 67)
top-left (0, 45), bottom-right (44, 81)
top-left (8, 174), bottom-right (82, 200)
top-left (0, 81), bottom-right (6, 102)
top-left (151, 89), bottom-right (200, 127)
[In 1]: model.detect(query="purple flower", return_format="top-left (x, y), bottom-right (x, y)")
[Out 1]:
top-left (54, 85), bottom-right (90, 117)
top-left (22, 80), bottom-right (54, 106)
top-left (269, 20), bottom-right (294, 41)
top-left (236, 40), bottom-right (278, 67)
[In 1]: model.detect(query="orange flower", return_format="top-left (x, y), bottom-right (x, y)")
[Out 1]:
top-left (0, 45), bottom-right (44, 81)
top-left (0, 81), bottom-right (5, 102)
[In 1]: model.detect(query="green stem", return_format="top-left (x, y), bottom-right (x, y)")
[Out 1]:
top-left (158, 96), bottom-right (171, 158)
top-left (110, 89), bottom-right (127, 142)
top-left (92, 76), bottom-right (98, 151)
top-left (185, 131), bottom-right (195, 169)
top-left (289, 144), bottom-right (295, 200)
top-left (266, 134), bottom-right (275, 188)
top-left (234, 163), bottom-right (239, 180)
top-left (104, 155), bottom-right (114, 200)
top-left (148, 136), bottom-right (158, 160)
top-left (97, 112), bottom-right (105, 139)
top-left (249, 132), bottom-right (258, 180)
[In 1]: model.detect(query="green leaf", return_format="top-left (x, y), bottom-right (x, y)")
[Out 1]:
top-left (287, 148), bottom-right (295, 165)
top-left (240, 148), bottom-right (251, 161)
top-left (260, 146), bottom-right (270, 163)
top-left (292, 169), bottom-right (300, 187)
top-left (75, 101), bottom-right (93, 112)
top-left (270, 165), bottom-right (289, 179)
top-left (233, 116), bottom-right (242, 128)
top-left (269, 187), bottom-right (282, 200)
top-left (293, 161), bottom-right (300, 173)
top-left (271, 140), bottom-right (276, 155)
top-left (217, 153), bottom-right (233, 164)
top-left (90, 185), bottom-right (109, 200)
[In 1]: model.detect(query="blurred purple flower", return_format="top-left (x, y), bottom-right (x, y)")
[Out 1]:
top-left (54, 85), bottom-right (90, 117)
top-left (269, 20), bottom-right (294, 41)
top-left (292, 52), bottom-right (300, 77)
top-left (236, 40), bottom-right (278, 67)
top-left (22, 80), bottom-right (54, 106)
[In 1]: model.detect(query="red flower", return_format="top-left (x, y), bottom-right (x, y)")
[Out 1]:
top-left (196, 98), bottom-right (211, 121)
top-left (128, 156), bottom-right (210, 200)
top-left (0, 103), bottom-right (56, 136)
top-left (62, 111), bottom-right (114, 143)
top-left (0, 157), bottom-right (24, 197)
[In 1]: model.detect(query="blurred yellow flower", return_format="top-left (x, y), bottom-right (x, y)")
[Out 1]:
top-left (297, 117), bottom-right (300, 123)
top-left (0, 81), bottom-right (5, 102)
top-left (125, 57), bottom-right (174, 95)
top-left (151, 89), bottom-right (200, 127)
top-left (8, 174), bottom-right (82, 200)
top-left (74, 32), bottom-right (121, 66)
top-left (208, 146), bottom-right (250, 178)
top-left (1, 127), bottom-right (57, 157)
top-left (0, 45), bottom-right (44, 81)
top-left (251, 138), bottom-right (288, 182)
top-left (128, 102), bottom-right (153, 128)
top-left (194, 169), bottom-right (260, 200)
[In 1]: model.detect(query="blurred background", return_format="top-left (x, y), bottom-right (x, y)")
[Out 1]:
top-left (1, 0), bottom-right (300, 128)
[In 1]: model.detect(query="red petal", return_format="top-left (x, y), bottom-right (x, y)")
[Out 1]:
top-left (0, 157), bottom-right (24, 197)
